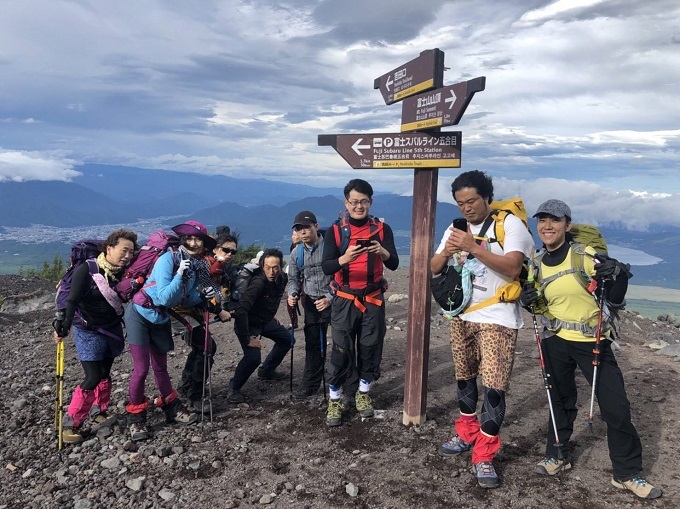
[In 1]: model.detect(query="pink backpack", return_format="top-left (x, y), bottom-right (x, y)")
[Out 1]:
top-left (115, 231), bottom-right (180, 302)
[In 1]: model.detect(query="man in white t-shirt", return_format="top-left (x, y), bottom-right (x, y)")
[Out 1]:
top-left (430, 170), bottom-right (534, 489)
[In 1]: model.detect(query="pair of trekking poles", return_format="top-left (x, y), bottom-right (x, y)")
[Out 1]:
top-left (527, 271), bottom-right (605, 460)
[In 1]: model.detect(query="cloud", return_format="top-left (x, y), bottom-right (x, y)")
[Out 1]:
top-left (0, 150), bottom-right (80, 182)
top-left (433, 174), bottom-right (680, 230)
top-left (0, 0), bottom-right (678, 210)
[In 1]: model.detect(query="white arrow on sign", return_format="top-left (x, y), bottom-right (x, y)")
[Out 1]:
top-left (386, 75), bottom-right (393, 92)
top-left (352, 138), bottom-right (371, 156)
top-left (445, 89), bottom-right (459, 110)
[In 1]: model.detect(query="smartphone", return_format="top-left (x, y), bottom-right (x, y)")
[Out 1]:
top-left (356, 238), bottom-right (371, 248)
top-left (453, 218), bottom-right (468, 232)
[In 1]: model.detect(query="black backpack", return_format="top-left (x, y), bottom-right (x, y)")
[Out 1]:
top-left (223, 262), bottom-right (260, 312)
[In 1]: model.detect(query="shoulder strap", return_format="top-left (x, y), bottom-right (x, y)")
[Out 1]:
top-left (538, 243), bottom-right (593, 294)
top-left (85, 259), bottom-right (99, 277)
top-left (296, 242), bottom-right (304, 269)
top-left (477, 213), bottom-right (496, 242)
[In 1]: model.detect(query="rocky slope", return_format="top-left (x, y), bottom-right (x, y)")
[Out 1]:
top-left (0, 274), bottom-right (679, 509)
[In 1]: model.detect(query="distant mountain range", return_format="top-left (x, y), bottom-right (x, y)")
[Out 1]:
top-left (2, 164), bottom-right (679, 289)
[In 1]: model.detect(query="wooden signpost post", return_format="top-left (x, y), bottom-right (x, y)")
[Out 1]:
top-left (319, 49), bottom-right (485, 426)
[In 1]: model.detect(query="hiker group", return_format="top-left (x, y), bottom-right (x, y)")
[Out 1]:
top-left (51, 173), bottom-right (661, 500)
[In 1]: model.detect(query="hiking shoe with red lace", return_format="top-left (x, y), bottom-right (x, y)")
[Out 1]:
top-left (535, 456), bottom-right (572, 476)
top-left (473, 461), bottom-right (500, 489)
top-left (438, 435), bottom-right (472, 457)
top-left (611, 476), bottom-right (662, 499)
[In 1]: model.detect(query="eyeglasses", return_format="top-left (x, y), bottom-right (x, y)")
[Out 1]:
top-left (347, 199), bottom-right (370, 208)
top-left (218, 247), bottom-right (237, 255)
top-left (293, 224), bottom-right (314, 232)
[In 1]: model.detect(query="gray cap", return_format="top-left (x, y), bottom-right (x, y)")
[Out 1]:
top-left (533, 199), bottom-right (572, 219)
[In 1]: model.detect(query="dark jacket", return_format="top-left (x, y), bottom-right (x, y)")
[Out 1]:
top-left (233, 271), bottom-right (288, 341)
top-left (63, 262), bottom-right (122, 330)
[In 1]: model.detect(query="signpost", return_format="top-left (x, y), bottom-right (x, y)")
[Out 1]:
top-left (319, 48), bottom-right (484, 426)
top-left (317, 132), bottom-right (461, 169)
top-left (373, 49), bottom-right (444, 105)
top-left (401, 77), bottom-right (486, 132)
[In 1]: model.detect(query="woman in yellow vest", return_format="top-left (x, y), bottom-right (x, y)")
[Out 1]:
top-left (521, 199), bottom-right (661, 500)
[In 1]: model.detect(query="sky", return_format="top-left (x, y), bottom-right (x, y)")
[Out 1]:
top-left (1, 0), bottom-right (679, 229)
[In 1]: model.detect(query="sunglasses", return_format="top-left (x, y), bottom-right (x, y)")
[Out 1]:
top-left (218, 247), bottom-right (238, 255)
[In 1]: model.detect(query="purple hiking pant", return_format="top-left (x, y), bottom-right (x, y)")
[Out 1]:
top-left (128, 344), bottom-right (173, 405)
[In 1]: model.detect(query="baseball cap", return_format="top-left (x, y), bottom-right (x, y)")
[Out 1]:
top-left (533, 199), bottom-right (572, 219)
top-left (292, 210), bottom-right (317, 228)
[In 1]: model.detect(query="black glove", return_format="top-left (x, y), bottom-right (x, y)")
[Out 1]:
top-left (594, 254), bottom-right (622, 280)
top-left (52, 319), bottom-right (69, 338)
top-left (520, 282), bottom-right (539, 309)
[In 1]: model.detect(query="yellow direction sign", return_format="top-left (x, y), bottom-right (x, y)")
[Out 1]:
top-left (318, 132), bottom-right (461, 169)
top-left (401, 77), bottom-right (486, 132)
top-left (373, 49), bottom-right (444, 105)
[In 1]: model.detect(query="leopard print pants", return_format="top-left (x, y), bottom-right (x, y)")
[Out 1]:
top-left (449, 318), bottom-right (518, 391)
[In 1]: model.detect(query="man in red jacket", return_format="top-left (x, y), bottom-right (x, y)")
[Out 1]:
top-left (321, 179), bottom-right (399, 426)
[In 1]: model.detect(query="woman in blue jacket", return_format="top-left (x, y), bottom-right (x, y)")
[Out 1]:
top-left (124, 221), bottom-right (216, 440)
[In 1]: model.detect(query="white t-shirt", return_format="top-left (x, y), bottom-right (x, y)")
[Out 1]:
top-left (435, 213), bottom-right (535, 329)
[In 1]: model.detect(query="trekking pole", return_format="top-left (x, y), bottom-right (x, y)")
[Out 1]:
top-left (530, 307), bottom-right (564, 459)
top-left (527, 254), bottom-right (563, 459)
top-left (587, 281), bottom-right (605, 433)
top-left (287, 296), bottom-right (299, 398)
top-left (201, 308), bottom-right (213, 423)
top-left (54, 339), bottom-right (65, 453)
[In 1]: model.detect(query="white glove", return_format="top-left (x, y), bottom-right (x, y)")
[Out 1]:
top-left (176, 259), bottom-right (191, 276)
top-left (200, 286), bottom-right (216, 300)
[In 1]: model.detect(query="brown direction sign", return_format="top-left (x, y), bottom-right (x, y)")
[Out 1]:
top-left (318, 132), bottom-right (461, 169)
top-left (401, 76), bottom-right (486, 132)
top-left (373, 49), bottom-right (444, 105)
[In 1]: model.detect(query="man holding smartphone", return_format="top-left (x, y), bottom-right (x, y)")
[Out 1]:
top-left (321, 179), bottom-right (399, 426)
top-left (430, 171), bottom-right (533, 489)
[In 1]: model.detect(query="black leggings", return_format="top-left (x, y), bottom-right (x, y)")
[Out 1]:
top-left (80, 357), bottom-right (114, 390)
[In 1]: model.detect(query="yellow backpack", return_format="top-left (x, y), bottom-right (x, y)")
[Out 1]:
top-left (488, 197), bottom-right (529, 249)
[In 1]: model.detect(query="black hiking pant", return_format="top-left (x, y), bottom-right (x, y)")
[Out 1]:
top-left (327, 294), bottom-right (386, 389)
top-left (542, 334), bottom-right (643, 480)
top-left (298, 296), bottom-right (331, 392)
top-left (179, 325), bottom-right (217, 402)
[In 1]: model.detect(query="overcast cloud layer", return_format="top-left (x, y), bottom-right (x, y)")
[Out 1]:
top-left (1, 0), bottom-right (678, 228)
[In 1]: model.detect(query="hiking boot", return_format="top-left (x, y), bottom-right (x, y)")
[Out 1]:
top-left (166, 402), bottom-right (198, 425)
top-left (439, 435), bottom-right (472, 457)
top-left (257, 368), bottom-right (287, 381)
top-left (91, 412), bottom-right (110, 424)
top-left (129, 421), bottom-right (149, 441)
top-left (611, 476), bottom-right (662, 499)
top-left (535, 456), bottom-right (572, 476)
top-left (355, 391), bottom-right (374, 418)
top-left (189, 399), bottom-right (211, 415)
top-left (292, 387), bottom-right (318, 400)
top-left (326, 399), bottom-right (345, 427)
top-left (473, 461), bottom-right (500, 489)
top-left (62, 428), bottom-right (84, 444)
top-left (227, 387), bottom-right (245, 404)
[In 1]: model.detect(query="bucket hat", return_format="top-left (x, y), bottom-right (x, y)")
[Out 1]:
top-left (171, 220), bottom-right (217, 250)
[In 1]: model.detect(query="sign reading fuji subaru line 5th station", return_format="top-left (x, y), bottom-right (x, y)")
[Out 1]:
top-left (318, 132), bottom-right (461, 169)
